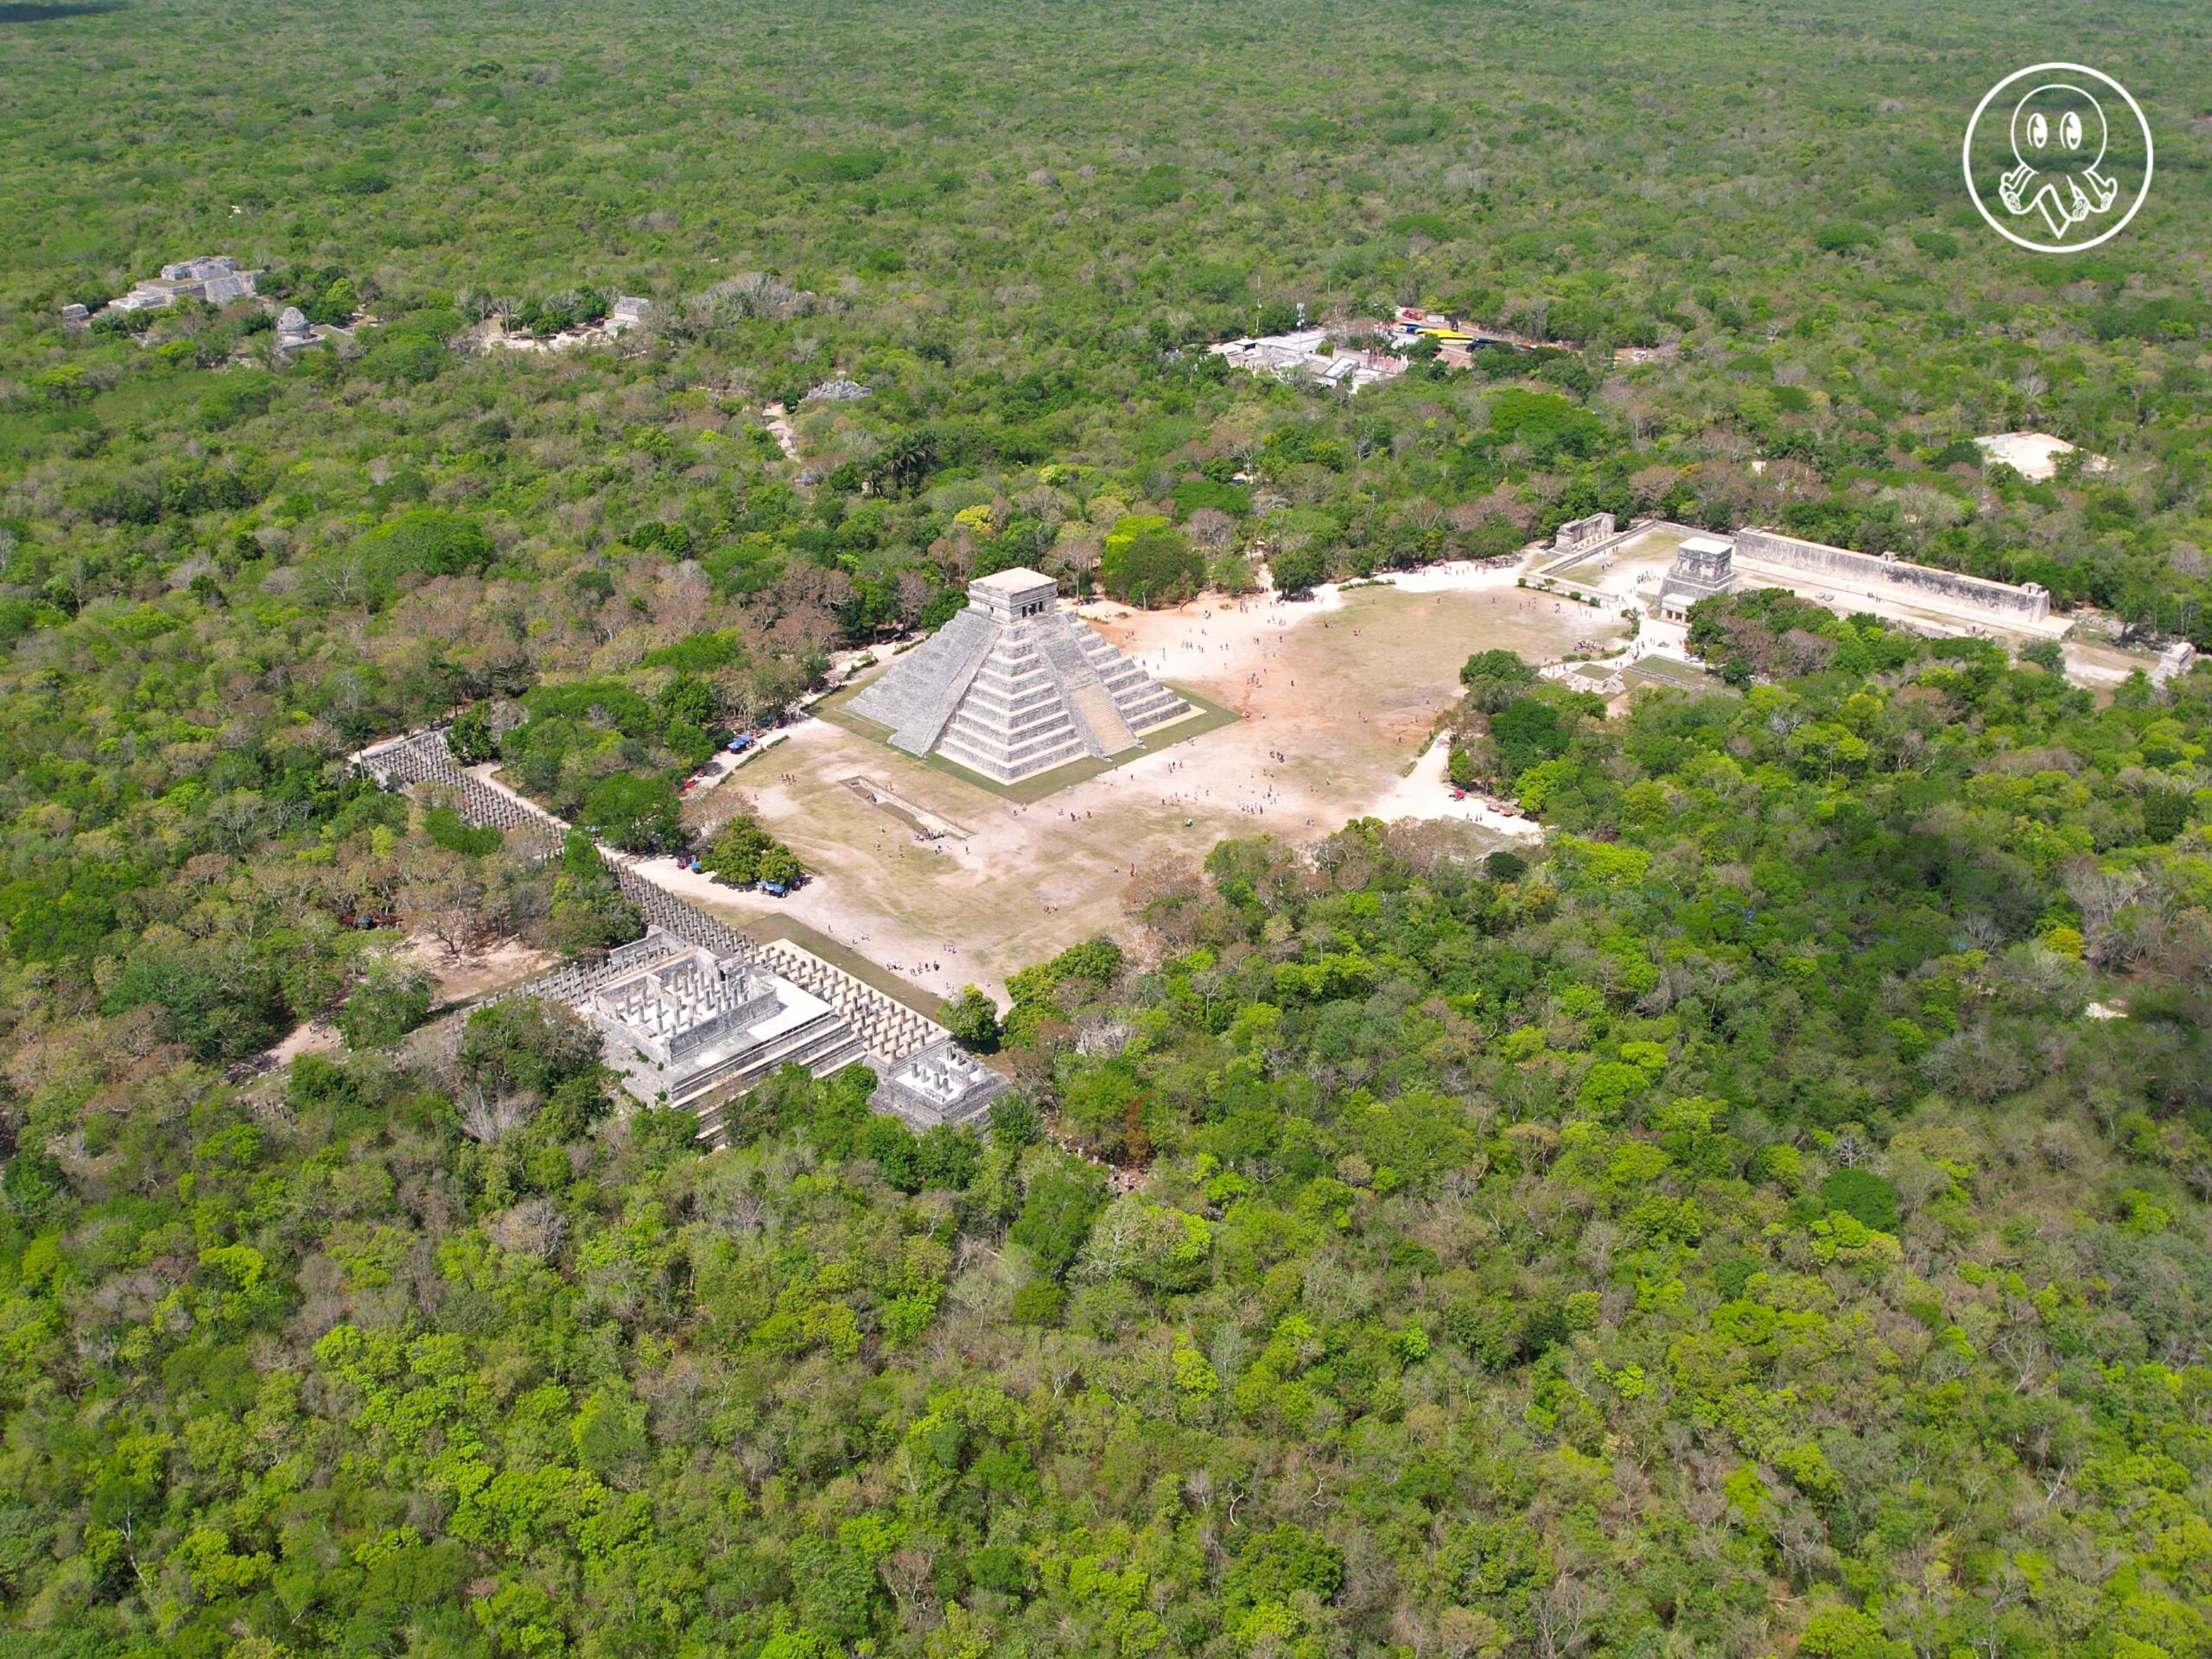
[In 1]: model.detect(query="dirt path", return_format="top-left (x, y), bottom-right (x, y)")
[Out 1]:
top-left (1368, 735), bottom-right (1545, 836)
top-left (763, 403), bottom-right (804, 474)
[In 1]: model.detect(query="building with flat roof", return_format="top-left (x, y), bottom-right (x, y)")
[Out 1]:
top-left (871, 1040), bottom-right (1007, 1129)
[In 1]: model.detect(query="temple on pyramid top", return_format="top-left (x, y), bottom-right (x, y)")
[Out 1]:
top-left (849, 568), bottom-right (1196, 784)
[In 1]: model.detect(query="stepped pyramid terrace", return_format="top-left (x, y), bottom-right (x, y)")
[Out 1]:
top-left (849, 568), bottom-right (1196, 784)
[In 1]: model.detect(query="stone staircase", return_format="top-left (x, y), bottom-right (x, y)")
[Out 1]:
top-left (686, 1013), bottom-right (870, 1140)
top-left (1069, 681), bottom-right (1137, 755)
top-left (852, 610), bottom-right (995, 755)
top-left (1080, 635), bottom-right (1192, 735)
top-left (843, 574), bottom-right (1193, 785)
top-left (1033, 626), bottom-right (1137, 755)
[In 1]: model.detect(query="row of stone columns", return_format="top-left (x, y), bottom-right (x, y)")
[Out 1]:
top-left (353, 726), bottom-right (759, 1004)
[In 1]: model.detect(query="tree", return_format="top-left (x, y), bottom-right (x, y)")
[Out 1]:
top-left (337, 956), bottom-right (435, 1048)
top-left (356, 508), bottom-right (493, 584)
top-left (757, 843), bottom-right (804, 887)
top-left (103, 936), bottom-right (292, 1061)
top-left (1458, 648), bottom-right (1537, 711)
top-left (1224, 1524), bottom-right (1344, 1608)
top-left (1797, 1608), bottom-right (1910, 1659)
top-left (548, 830), bottom-right (642, 956)
top-left (1099, 516), bottom-right (1203, 607)
top-left (940, 985), bottom-right (1001, 1052)
top-left (399, 847), bottom-right (495, 957)
top-left (1009, 1156), bottom-right (1108, 1281)
top-left (1269, 543), bottom-right (1327, 598)
top-left (706, 814), bottom-right (801, 886)
top-left (582, 774), bottom-right (685, 854)
top-left (1818, 1167), bottom-right (1899, 1232)
top-left (457, 996), bottom-right (603, 1101)
top-left (447, 705), bottom-right (497, 766)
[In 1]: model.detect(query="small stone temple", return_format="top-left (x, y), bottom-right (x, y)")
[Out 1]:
top-left (870, 1039), bottom-right (1007, 1129)
top-left (274, 308), bottom-right (318, 351)
top-left (1553, 512), bottom-right (1617, 555)
top-left (849, 567), bottom-right (1194, 784)
top-left (1653, 535), bottom-right (1740, 622)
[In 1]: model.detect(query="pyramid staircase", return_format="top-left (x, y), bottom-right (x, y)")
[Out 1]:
top-left (849, 569), bottom-right (1190, 785)
top-left (1034, 626), bottom-right (1138, 756)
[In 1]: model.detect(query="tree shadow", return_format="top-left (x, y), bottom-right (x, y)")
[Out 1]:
top-left (0, 0), bottom-right (126, 20)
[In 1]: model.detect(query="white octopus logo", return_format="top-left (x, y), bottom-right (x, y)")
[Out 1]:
top-left (1965, 64), bottom-right (2152, 253)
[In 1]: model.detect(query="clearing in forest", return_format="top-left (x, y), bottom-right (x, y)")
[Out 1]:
top-left (642, 569), bottom-right (1622, 1002)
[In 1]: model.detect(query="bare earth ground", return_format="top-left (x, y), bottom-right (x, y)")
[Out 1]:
top-left (265, 934), bottom-right (561, 1065)
top-left (267, 1019), bottom-right (341, 1066)
top-left (2063, 638), bottom-right (2164, 691)
top-left (399, 934), bottom-right (564, 1010)
top-left (643, 569), bottom-right (1622, 1002)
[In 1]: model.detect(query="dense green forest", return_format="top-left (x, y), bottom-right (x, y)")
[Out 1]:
top-left (2, 0), bottom-right (2210, 1654)
top-left (3, 626), bottom-right (2207, 1659)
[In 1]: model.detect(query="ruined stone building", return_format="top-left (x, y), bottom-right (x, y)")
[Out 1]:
top-left (1553, 512), bottom-right (1617, 555)
top-left (580, 929), bottom-right (861, 1114)
top-left (871, 1041), bottom-right (1008, 1130)
top-left (94, 255), bottom-right (264, 318)
top-left (1654, 535), bottom-right (1740, 622)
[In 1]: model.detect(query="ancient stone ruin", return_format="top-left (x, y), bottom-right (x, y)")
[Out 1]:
top-left (1654, 535), bottom-right (1739, 621)
top-left (91, 255), bottom-right (264, 320)
top-left (1553, 512), bottom-right (1618, 555)
top-left (871, 1039), bottom-right (1008, 1130)
top-left (274, 308), bottom-right (318, 351)
top-left (585, 928), bottom-right (861, 1113)
top-left (350, 728), bottom-right (987, 1140)
top-left (849, 567), bottom-right (1195, 784)
top-left (1733, 529), bottom-right (2050, 622)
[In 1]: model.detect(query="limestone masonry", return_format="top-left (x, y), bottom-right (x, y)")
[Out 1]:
top-left (849, 568), bottom-right (1196, 784)
top-left (1655, 535), bottom-right (1740, 622)
top-left (1732, 530), bottom-right (2050, 622)
top-left (73, 255), bottom-right (263, 324)
top-left (586, 928), bottom-right (861, 1116)
top-left (871, 1040), bottom-right (1008, 1130)
top-left (1553, 512), bottom-right (1617, 555)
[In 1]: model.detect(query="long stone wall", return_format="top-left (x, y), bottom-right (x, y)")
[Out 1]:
top-left (353, 729), bottom-right (755, 968)
top-left (1734, 530), bottom-right (2049, 621)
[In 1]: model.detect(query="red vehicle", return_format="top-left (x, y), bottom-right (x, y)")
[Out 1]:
top-left (1450, 789), bottom-right (1466, 801)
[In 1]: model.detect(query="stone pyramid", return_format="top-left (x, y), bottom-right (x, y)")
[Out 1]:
top-left (849, 568), bottom-right (1193, 783)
